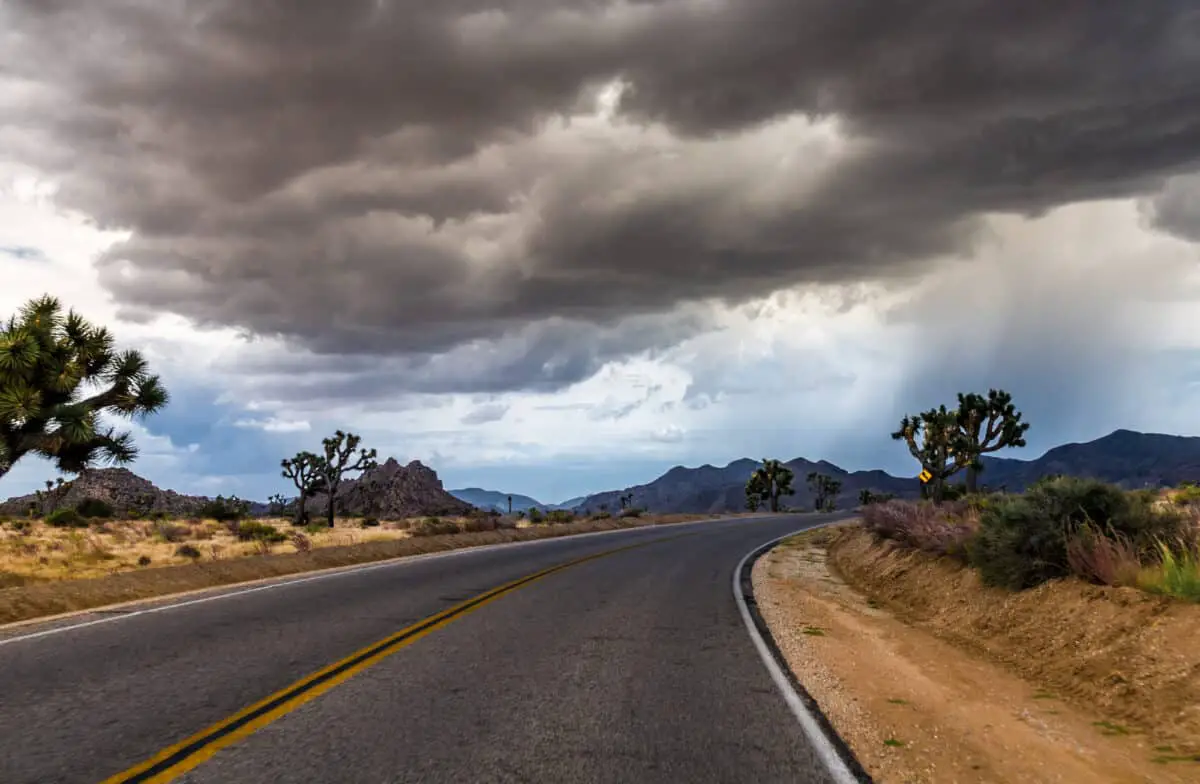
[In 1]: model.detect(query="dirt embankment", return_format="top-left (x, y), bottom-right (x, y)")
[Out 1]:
top-left (753, 524), bottom-right (1200, 784)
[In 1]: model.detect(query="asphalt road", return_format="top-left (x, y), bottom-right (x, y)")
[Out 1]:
top-left (0, 513), bottom-right (860, 783)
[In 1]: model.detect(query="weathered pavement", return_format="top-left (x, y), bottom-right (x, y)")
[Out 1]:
top-left (0, 513), bottom-right (857, 783)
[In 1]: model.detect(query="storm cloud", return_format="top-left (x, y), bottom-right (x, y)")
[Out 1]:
top-left (3, 1), bottom-right (1200, 392)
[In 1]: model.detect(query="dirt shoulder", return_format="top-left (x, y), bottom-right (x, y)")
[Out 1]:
top-left (0, 512), bottom-right (722, 627)
top-left (752, 523), bottom-right (1200, 783)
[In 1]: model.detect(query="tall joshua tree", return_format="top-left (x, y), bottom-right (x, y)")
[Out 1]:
top-left (281, 451), bottom-right (325, 526)
top-left (806, 472), bottom-right (842, 512)
top-left (748, 459), bottom-right (795, 513)
top-left (954, 389), bottom-right (1030, 493)
top-left (892, 405), bottom-right (970, 502)
top-left (0, 295), bottom-right (169, 481)
top-left (745, 472), bottom-right (765, 512)
top-left (318, 430), bottom-right (377, 527)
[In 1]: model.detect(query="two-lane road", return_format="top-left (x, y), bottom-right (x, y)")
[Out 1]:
top-left (0, 514), bottom-right (862, 783)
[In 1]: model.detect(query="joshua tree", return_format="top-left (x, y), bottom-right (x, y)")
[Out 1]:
top-left (0, 295), bottom-right (168, 481)
top-left (507, 495), bottom-right (513, 515)
top-left (806, 472), bottom-right (842, 512)
top-left (281, 451), bottom-right (326, 525)
top-left (891, 405), bottom-right (971, 502)
top-left (744, 474), bottom-right (764, 512)
top-left (858, 489), bottom-right (894, 506)
top-left (35, 476), bottom-right (69, 515)
top-left (954, 389), bottom-right (1030, 493)
top-left (267, 493), bottom-right (287, 517)
top-left (619, 492), bottom-right (634, 510)
top-left (317, 430), bottom-right (377, 527)
top-left (748, 459), bottom-right (795, 513)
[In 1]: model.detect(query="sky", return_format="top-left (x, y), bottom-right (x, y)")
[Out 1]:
top-left (2, 1), bottom-right (1200, 504)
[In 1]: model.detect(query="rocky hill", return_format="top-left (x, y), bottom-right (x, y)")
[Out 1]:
top-left (321, 458), bottom-right (475, 519)
top-left (0, 458), bottom-right (475, 520)
top-left (568, 429), bottom-right (1200, 514)
top-left (448, 487), bottom-right (543, 514)
top-left (0, 468), bottom-right (212, 518)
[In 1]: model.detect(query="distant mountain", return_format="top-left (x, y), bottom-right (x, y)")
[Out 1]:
top-left (547, 496), bottom-right (587, 511)
top-left (976, 429), bottom-right (1200, 491)
top-left (570, 458), bottom-right (914, 515)
top-left (449, 487), bottom-right (543, 513)
top-left (568, 429), bottom-right (1200, 514)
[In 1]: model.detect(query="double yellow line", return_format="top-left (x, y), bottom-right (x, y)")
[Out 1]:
top-left (102, 531), bottom-right (695, 783)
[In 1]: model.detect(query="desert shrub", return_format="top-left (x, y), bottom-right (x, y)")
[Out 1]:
top-left (74, 497), bottom-right (115, 519)
top-left (153, 522), bottom-right (191, 543)
top-left (411, 517), bottom-right (461, 537)
top-left (137, 555), bottom-right (152, 566)
top-left (174, 544), bottom-right (202, 560)
top-left (234, 521), bottom-right (287, 543)
top-left (289, 531), bottom-right (312, 554)
top-left (304, 521), bottom-right (327, 535)
top-left (198, 495), bottom-right (250, 523)
top-left (969, 477), bottom-right (1189, 590)
top-left (496, 517), bottom-right (518, 530)
top-left (148, 510), bottom-right (171, 521)
top-left (548, 509), bottom-right (575, 523)
top-left (6, 518), bottom-right (30, 533)
top-left (360, 517), bottom-right (380, 528)
top-left (45, 508), bottom-right (86, 528)
top-left (1172, 482), bottom-right (1200, 506)
top-left (590, 511), bottom-right (611, 520)
top-left (527, 507), bottom-right (545, 524)
top-left (460, 517), bottom-right (498, 533)
top-left (618, 508), bottom-right (642, 519)
top-left (1065, 525), bottom-right (1142, 587)
top-left (861, 500), bottom-right (977, 561)
top-left (1139, 541), bottom-right (1200, 602)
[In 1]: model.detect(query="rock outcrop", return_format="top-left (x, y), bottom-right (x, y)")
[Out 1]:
top-left (321, 458), bottom-right (475, 519)
top-left (0, 468), bottom-right (209, 518)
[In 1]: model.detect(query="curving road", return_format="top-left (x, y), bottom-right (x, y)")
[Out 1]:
top-left (0, 513), bottom-right (863, 783)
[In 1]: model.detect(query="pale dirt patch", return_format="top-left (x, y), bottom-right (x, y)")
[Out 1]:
top-left (753, 525), bottom-right (1200, 783)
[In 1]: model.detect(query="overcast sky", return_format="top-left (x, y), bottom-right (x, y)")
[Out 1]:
top-left (2, 1), bottom-right (1200, 504)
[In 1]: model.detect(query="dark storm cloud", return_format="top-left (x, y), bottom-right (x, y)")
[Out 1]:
top-left (4, 1), bottom-right (1200, 392)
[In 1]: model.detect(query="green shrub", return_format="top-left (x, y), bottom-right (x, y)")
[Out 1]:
top-left (547, 509), bottom-right (575, 523)
top-left (969, 477), bottom-right (1187, 590)
top-left (1139, 541), bottom-right (1200, 602)
top-left (199, 495), bottom-right (250, 522)
top-left (304, 521), bottom-right (327, 535)
top-left (618, 508), bottom-right (643, 518)
top-left (234, 521), bottom-right (286, 543)
top-left (45, 508), bottom-right (86, 528)
top-left (360, 517), bottom-right (380, 528)
top-left (527, 507), bottom-right (544, 524)
top-left (75, 497), bottom-right (114, 519)
top-left (154, 522), bottom-right (191, 543)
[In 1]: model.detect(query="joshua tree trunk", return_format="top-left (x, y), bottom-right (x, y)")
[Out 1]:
top-left (965, 465), bottom-right (979, 494)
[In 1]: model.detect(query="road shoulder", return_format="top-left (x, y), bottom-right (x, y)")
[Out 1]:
top-left (752, 524), bottom-right (1199, 784)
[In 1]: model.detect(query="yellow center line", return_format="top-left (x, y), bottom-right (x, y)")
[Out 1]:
top-left (100, 531), bottom-right (696, 783)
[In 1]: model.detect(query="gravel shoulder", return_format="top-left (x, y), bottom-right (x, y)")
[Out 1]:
top-left (752, 524), bottom-right (1200, 784)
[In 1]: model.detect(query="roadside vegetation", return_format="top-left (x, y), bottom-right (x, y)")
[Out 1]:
top-left (861, 388), bottom-right (1200, 602)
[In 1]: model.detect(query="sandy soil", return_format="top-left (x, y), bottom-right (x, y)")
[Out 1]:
top-left (752, 525), bottom-right (1200, 783)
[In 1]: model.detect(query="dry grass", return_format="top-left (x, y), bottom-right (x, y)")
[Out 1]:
top-left (0, 511), bottom-right (734, 625)
top-left (0, 517), bottom-right (419, 582)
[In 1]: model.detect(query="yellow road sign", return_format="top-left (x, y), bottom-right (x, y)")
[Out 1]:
top-left (918, 469), bottom-right (932, 483)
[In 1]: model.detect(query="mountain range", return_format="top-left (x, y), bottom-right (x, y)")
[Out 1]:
top-left (560, 429), bottom-right (1200, 514)
top-left (4, 429), bottom-right (1199, 519)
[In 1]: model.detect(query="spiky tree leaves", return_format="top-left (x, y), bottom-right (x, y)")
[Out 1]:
top-left (806, 472), bottom-right (842, 512)
top-left (281, 451), bottom-right (325, 526)
top-left (0, 295), bottom-right (168, 481)
top-left (891, 405), bottom-right (970, 502)
top-left (955, 389), bottom-right (1030, 493)
top-left (318, 430), bottom-right (377, 527)
top-left (748, 459), bottom-right (795, 513)
top-left (745, 472), bottom-right (766, 512)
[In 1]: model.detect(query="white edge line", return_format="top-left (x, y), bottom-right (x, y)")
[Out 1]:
top-left (0, 513), bottom-right (782, 648)
top-left (733, 525), bottom-right (861, 784)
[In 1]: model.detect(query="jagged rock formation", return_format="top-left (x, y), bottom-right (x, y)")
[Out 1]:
top-left (319, 458), bottom-right (475, 519)
top-left (0, 468), bottom-right (209, 518)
